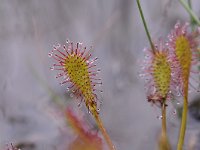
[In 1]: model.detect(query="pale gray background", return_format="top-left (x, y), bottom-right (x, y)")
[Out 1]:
top-left (0, 0), bottom-right (200, 149)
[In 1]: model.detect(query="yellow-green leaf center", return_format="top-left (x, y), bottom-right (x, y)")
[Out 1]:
top-left (153, 53), bottom-right (171, 97)
top-left (65, 54), bottom-right (95, 109)
top-left (175, 36), bottom-right (192, 81)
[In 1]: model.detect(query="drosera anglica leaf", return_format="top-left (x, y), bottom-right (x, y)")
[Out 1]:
top-left (49, 40), bottom-right (115, 150)
top-left (49, 40), bottom-right (102, 114)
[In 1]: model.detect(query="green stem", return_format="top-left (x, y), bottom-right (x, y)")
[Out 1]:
top-left (161, 102), bottom-right (167, 141)
top-left (187, 0), bottom-right (191, 8)
top-left (177, 84), bottom-right (188, 150)
top-left (94, 113), bottom-right (116, 150)
top-left (187, 0), bottom-right (196, 29)
top-left (159, 101), bottom-right (171, 150)
top-left (136, 0), bottom-right (155, 54)
top-left (179, 0), bottom-right (200, 26)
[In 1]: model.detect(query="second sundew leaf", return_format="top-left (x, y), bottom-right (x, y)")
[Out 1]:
top-left (175, 35), bottom-right (192, 82)
top-left (140, 40), bottom-right (180, 106)
top-left (153, 52), bottom-right (171, 98)
top-left (167, 21), bottom-right (200, 150)
top-left (167, 21), bottom-right (200, 92)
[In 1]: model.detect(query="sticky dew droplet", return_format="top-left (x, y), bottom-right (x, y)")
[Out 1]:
top-left (139, 74), bottom-right (145, 78)
top-left (171, 72), bottom-right (175, 76)
top-left (173, 109), bottom-right (177, 115)
top-left (157, 115), bottom-right (163, 120)
top-left (145, 78), bottom-right (149, 82)
top-left (48, 52), bottom-right (53, 57)
top-left (57, 43), bottom-right (61, 48)
top-left (88, 110), bottom-right (91, 114)
top-left (50, 66), bottom-right (54, 70)
top-left (66, 39), bottom-right (70, 44)
top-left (56, 73), bottom-right (63, 78)
top-left (70, 93), bottom-right (74, 98)
top-left (145, 55), bottom-right (150, 59)
top-left (78, 102), bottom-right (82, 107)
top-left (175, 23), bottom-right (179, 29)
top-left (53, 45), bottom-right (58, 51)
top-left (177, 92), bottom-right (181, 97)
top-left (63, 75), bottom-right (68, 79)
top-left (59, 82), bottom-right (64, 86)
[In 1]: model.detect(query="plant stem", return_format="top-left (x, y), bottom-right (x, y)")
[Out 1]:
top-left (136, 0), bottom-right (155, 54)
top-left (162, 103), bottom-right (167, 139)
top-left (187, 0), bottom-right (191, 8)
top-left (94, 113), bottom-right (116, 150)
top-left (187, 0), bottom-right (196, 30)
top-left (177, 83), bottom-right (188, 150)
top-left (159, 101), bottom-right (171, 150)
top-left (179, 0), bottom-right (200, 26)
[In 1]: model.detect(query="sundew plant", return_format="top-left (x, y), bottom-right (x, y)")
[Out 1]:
top-left (47, 0), bottom-right (200, 149)
top-left (49, 41), bottom-right (115, 150)
top-left (137, 0), bottom-right (200, 149)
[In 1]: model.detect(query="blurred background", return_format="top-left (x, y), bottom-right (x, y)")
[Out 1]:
top-left (0, 0), bottom-right (200, 149)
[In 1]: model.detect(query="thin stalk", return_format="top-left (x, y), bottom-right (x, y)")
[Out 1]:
top-left (177, 83), bottom-right (188, 150)
top-left (187, 0), bottom-right (191, 8)
top-left (187, 0), bottom-right (196, 30)
top-left (179, 0), bottom-right (200, 26)
top-left (159, 101), bottom-right (171, 150)
top-left (94, 113), bottom-right (116, 150)
top-left (136, 0), bottom-right (155, 54)
top-left (162, 103), bottom-right (167, 139)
